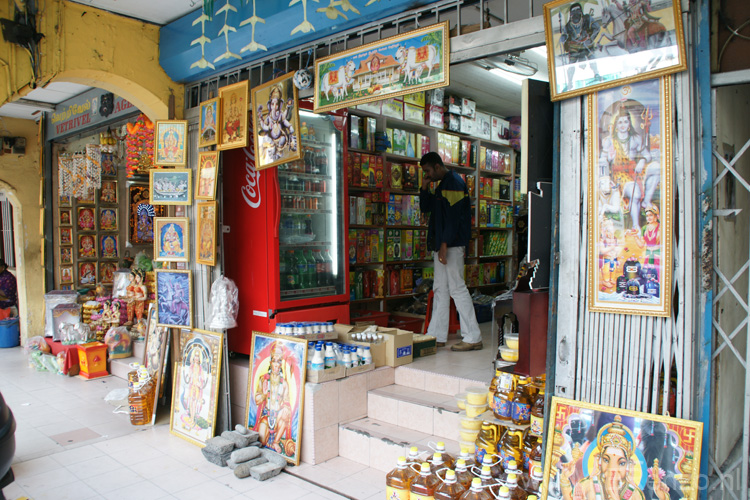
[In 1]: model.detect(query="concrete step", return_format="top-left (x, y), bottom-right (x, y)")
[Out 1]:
top-left (339, 417), bottom-right (460, 472)
top-left (394, 365), bottom-right (489, 395)
top-left (108, 341), bottom-right (147, 381)
top-left (367, 385), bottom-right (460, 440)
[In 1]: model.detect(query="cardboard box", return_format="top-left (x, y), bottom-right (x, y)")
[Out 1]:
top-left (475, 112), bottom-right (491, 140)
top-left (357, 100), bottom-right (382, 115)
top-left (412, 334), bottom-right (437, 358)
top-left (428, 105), bottom-right (444, 129)
top-left (346, 363), bottom-right (375, 377)
top-left (460, 115), bottom-right (474, 135)
top-left (428, 88), bottom-right (444, 106)
top-left (491, 116), bottom-right (510, 141)
top-left (307, 365), bottom-right (346, 383)
top-left (339, 325), bottom-right (413, 367)
top-left (461, 97), bottom-right (476, 118)
top-left (404, 103), bottom-right (425, 124)
top-left (404, 91), bottom-right (426, 107)
top-left (382, 98), bottom-right (404, 119)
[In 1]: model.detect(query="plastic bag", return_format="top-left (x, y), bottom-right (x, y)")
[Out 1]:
top-left (104, 326), bottom-right (132, 359)
top-left (208, 275), bottom-right (239, 329)
top-left (28, 351), bottom-right (59, 372)
top-left (133, 251), bottom-right (153, 272)
top-left (25, 336), bottom-right (50, 354)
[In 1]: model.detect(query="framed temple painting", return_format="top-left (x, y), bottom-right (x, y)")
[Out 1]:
top-left (149, 169), bottom-right (192, 205)
top-left (195, 151), bottom-right (219, 201)
top-left (154, 120), bottom-right (188, 166)
top-left (314, 21), bottom-right (449, 113)
top-left (542, 397), bottom-right (702, 500)
top-left (154, 217), bottom-right (189, 263)
top-left (218, 81), bottom-right (249, 151)
top-left (252, 72), bottom-right (302, 171)
top-left (127, 183), bottom-right (167, 247)
top-left (170, 328), bottom-right (223, 447)
top-left (543, 0), bottom-right (686, 101)
top-left (587, 77), bottom-right (672, 316)
top-left (198, 97), bottom-right (218, 148)
top-left (196, 201), bottom-right (217, 266)
top-left (245, 332), bottom-right (307, 465)
top-left (155, 269), bottom-right (192, 328)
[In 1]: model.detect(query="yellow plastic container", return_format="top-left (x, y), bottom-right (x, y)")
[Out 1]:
top-left (460, 428), bottom-right (480, 442)
top-left (455, 392), bottom-right (468, 409)
top-left (465, 386), bottom-right (489, 405)
top-left (504, 332), bottom-right (519, 350)
top-left (465, 402), bottom-right (488, 418)
top-left (459, 411), bottom-right (482, 430)
top-left (499, 345), bottom-right (519, 362)
top-left (459, 440), bottom-right (476, 453)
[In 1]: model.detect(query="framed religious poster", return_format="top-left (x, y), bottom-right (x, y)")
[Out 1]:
top-left (195, 152), bottom-right (219, 200)
top-left (252, 72), bottom-right (302, 171)
top-left (127, 183), bottom-right (167, 246)
top-left (314, 21), bottom-right (449, 113)
top-left (170, 328), bottom-right (223, 447)
top-left (100, 179), bottom-right (118, 204)
top-left (245, 332), bottom-right (307, 465)
top-left (100, 234), bottom-right (119, 259)
top-left (59, 227), bottom-right (73, 246)
top-left (99, 208), bottom-right (118, 232)
top-left (59, 246), bottom-right (73, 266)
top-left (59, 209), bottom-right (72, 227)
top-left (60, 266), bottom-right (74, 285)
top-left (99, 262), bottom-right (117, 284)
top-left (196, 201), bottom-right (217, 266)
top-left (218, 80), bottom-right (249, 151)
top-left (198, 97), bottom-right (219, 148)
top-left (77, 206), bottom-right (96, 232)
top-left (59, 195), bottom-right (72, 207)
top-left (154, 217), bottom-right (189, 263)
top-left (149, 168), bottom-right (192, 205)
top-left (78, 234), bottom-right (97, 259)
top-left (587, 77), bottom-right (672, 316)
top-left (78, 261), bottom-right (97, 287)
top-left (155, 269), bottom-right (192, 328)
top-left (543, 0), bottom-right (686, 101)
top-left (154, 120), bottom-right (188, 166)
top-left (78, 188), bottom-right (96, 205)
top-left (542, 397), bottom-right (703, 500)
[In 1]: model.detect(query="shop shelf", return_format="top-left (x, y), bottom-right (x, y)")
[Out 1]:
top-left (351, 261), bottom-right (385, 266)
top-left (350, 297), bottom-right (384, 304)
top-left (479, 169), bottom-right (513, 178)
top-left (280, 208), bottom-right (333, 215)
top-left (348, 186), bottom-right (381, 192)
top-left (278, 171), bottom-right (332, 181)
top-left (280, 190), bottom-right (330, 197)
top-left (478, 226), bottom-right (512, 231)
top-left (479, 254), bottom-right (512, 259)
top-left (279, 241), bottom-right (332, 248)
top-left (280, 285), bottom-right (336, 298)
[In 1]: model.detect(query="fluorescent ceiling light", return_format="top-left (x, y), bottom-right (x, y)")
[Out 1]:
top-left (528, 46), bottom-right (548, 59)
top-left (488, 68), bottom-right (525, 85)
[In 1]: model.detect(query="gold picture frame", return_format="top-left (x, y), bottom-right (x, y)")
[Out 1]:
top-left (196, 201), bottom-right (217, 266)
top-left (218, 80), bottom-right (249, 151)
top-left (154, 120), bottom-right (189, 166)
top-left (154, 217), bottom-right (189, 263)
top-left (78, 234), bottom-right (97, 260)
top-left (542, 397), bottom-right (703, 500)
top-left (60, 265), bottom-right (74, 285)
top-left (251, 71), bottom-right (302, 171)
top-left (543, 0), bottom-right (687, 101)
top-left (149, 168), bottom-right (192, 205)
top-left (198, 97), bottom-right (219, 148)
top-left (155, 269), bottom-right (192, 328)
top-left (195, 151), bottom-right (219, 201)
top-left (314, 21), bottom-right (450, 113)
top-left (587, 77), bottom-right (672, 317)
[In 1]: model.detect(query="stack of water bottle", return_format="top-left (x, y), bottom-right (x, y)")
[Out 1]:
top-left (307, 340), bottom-right (374, 371)
top-left (274, 321), bottom-right (336, 337)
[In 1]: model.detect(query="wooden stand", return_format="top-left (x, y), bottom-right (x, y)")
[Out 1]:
top-left (512, 290), bottom-right (548, 377)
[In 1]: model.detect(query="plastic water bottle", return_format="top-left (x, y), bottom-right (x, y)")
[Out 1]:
top-left (342, 347), bottom-right (352, 368)
top-left (363, 346), bottom-right (373, 365)
top-left (324, 342), bottom-right (335, 369)
top-left (307, 342), bottom-right (315, 371)
top-left (311, 345), bottom-right (324, 370)
top-left (356, 345), bottom-right (365, 365)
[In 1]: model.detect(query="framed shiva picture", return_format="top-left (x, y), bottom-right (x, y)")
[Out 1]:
top-left (314, 21), bottom-right (449, 113)
top-left (245, 332), bottom-right (307, 465)
top-left (195, 151), bottom-right (219, 201)
top-left (196, 201), bottom-right (217, 266)
top-left (154, 120), bottom-right (188, 166)
top-left (218, 80), bottom-right (249, 151)
top-left (155, 269), bottom-right (192, 328)
top-left (542, 0), bottom-right (686, 101)
top-left (198, 97), bottom-right (218, 148)
top-left (149, 168), bottom-right (192, 205)
top-left (170, 328), bottom-right (223, 447)
top-left (154, 217), bottom-right (189, 263)
top-left (252, 72), bottom-right (301, 171)
top-left (127, 183), bottom-right (167, 246)
top-left (587, 77), bottom-right (672, 316)
top-left (541, 397), bottom-right (702, 500)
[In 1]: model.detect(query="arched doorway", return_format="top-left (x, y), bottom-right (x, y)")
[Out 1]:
top-left (0, 182), bottom-right (28, 343)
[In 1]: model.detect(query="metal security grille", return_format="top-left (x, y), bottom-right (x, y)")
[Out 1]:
top-left (0, 197), bottom-right (14, 268)
top-left (708, 83), bottom-right (750, 500)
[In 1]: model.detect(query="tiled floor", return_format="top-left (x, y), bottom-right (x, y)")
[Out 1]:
top-left (0, 347), bottom-right (378, 500)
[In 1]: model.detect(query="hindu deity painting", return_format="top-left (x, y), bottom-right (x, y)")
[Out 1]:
top-left (154, 121), bottom-right (188, 166)
top-left (59, 246), bottom-right (73, 266)
top-left (196, 202), bottom-right (217, 266)
top-left (155, 269), bottom-right (192, 328)
top-left (100, 234), bottom-right (119, 259)
top-left (218, 80), bottom-right (248, 151)
top-left (196, 152), bottom-right (218, 200)
top-left (154, 217), bottom-right (189, 263)
top-left (100, 180), bottom-right (118, 204)
top-left (149, 169), bottom-right (192, 205)
top-left (252, 72), bottom-right (301, 170)
top-left (78, 234), bottom-right (97, 259)
top-left (60, 266), bottom-right (74, 285)
top-left (59, 209), bottom-right (72, 226)
top-left (77, 207), bottom-right (96, 232)
top-left (60, 227), bottom-right (73, 246)
top-left (99, 208), bottom-right (118, 232)
top-left (128, 184), bottom-right (167, 246)
top-left (99, 262), bottom-right (117, 284)
top-left (198, 98), bottom-right (218, 148)
top-left (78, 261), bottom-right (97, 286)
top-left (143, 303), bottom-right (170, 399)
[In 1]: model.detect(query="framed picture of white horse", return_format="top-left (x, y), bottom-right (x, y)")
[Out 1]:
top-left (587, 76), bottom-right (673, 317)
top-left (313, 21), bottom-right (449, 113)
top-left (543, 0), bottom-right (686, 101)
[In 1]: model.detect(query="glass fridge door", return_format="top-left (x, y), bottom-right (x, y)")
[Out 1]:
top-left (277, 110), bottom-right (346, 302)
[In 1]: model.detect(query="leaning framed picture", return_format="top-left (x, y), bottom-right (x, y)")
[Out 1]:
top-left (542, 397), bottom-right (702, 500)
top-left (218, 80), bottom-right (249, 151)
top-left (198, 97), bottom-right (219, 148)
top-left (587, 77), bottom-right (672, 316)
top-left (314, 21), bottom-right (449, 113)
top-left (154, 217), bottom-right (189, 263)
top-left (170, 328), bottom-right (224, 447)
top-left (154, 120), bottom-right (189, 166)
top-left (245, 332), bottom-right (307, 465)
top-left (195, 151), bottom-right (219, 201)
top-left (149, 168), bottom-right (192, 205)
top-left (543, 0), bottom-right (686, 101)
top-left (196, 201), bottom-right (217, 266)
top-left (155, 269), bottom-right (192, 328)
top-left (252, 72), bottom-right (302, 170)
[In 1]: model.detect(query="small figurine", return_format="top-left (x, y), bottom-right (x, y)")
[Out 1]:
top-left (126, 269), bottom-right (137, 325)
top-left (133, 269), bottom-right (148, 323)
top-left (110, 301), bottom-right (122, 330)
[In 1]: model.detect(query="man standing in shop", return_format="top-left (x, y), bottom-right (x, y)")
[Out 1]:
top-left (419, 152), bottom-right (482, 351)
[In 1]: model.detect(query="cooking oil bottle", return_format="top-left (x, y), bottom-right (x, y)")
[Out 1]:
top-left (529, 387), bottom-right (545, 437)
top-left (430, 453), bottom-right (446, 480)
top-left (493, 373), bottom-right (516, 422)
top-left (504, 473), bottom-right (528, 500)
top-left (527, 436), bottom-right (543, 482)
top-left (478, 454), bottom-right (503, 480)
top-left (454, 459), bottom-right (473, 489)
top-left (386, 456), bottom-right (414, 500)
top-left (475, 421), bottom-right (499, 464)
top-left (435, 469), bottom-right (467, 500)
top-left (478, 465), bottom-right (500, 497)
top-left (408, 446), bottom-right (424, 464)
top-left (410, 462), bottom-right (440, 500)
top-left (496, 485), bottom-right (512, 500)
top-left (433, 442), bottom-right (455, 470)
top-left (456, 447), bottom-right (476, 469)
top-left (523, 467), bottom-right (544, 497)
top-left (498, 429), bottom-right (524, 469)
top-left (460, 477), bottom-right (493, 500)
top-left (510, 377), bottom-right (532, 426)
top-left (499, 459), bottom-right (522, 485)
top-left (488, 369), bottom-right (502, 412)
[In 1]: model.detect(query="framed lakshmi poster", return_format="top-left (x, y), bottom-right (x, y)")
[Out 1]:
top-left (100, 234), bottom-right (119, 259)
top-left (99, 262), bottom-right (117, 284)
top-left (195, 152), bottom-right (219, 200)
top-left (154, 120), bottom-right (188, 166)
top-left (218, 80), bottom-right (249, 151)
top-left (245, 332), bottom-right (307, 465)
top-left (59, 246), bottom-right (73, 266)
top-left (77, 207), bottom-right (96, 232)
top-left (196, 201), bottom-right (217, 266)
top-left (198, 97), bottom-right (218, 148)
top-left (149, 168), bottom-right (192, 205)
top-left (99, 208), bottom-right (118, 232)
top-left (100, 180), bottom-right (118, 204)
top-left (542, 397), bottom-right (702, 500)
top-left (59, 209), bottom-right (72, 227)
top-left (252, 71), bottom-right (302, 171)
top-left (154, 217), bottom-right (189, 263)
top-left (60, 266), bottom-right (74, 285)
top-left (587, 77), bottom-right (672, 316)
top-left (78, 234), bottom-right (97, 259)
top-left (127, 183), bottom-right (167, 246)
top-left (170, 328), bottom-right (223, 446)
top-left (155, 269), bottom-right (192, 328)
top-left (78, 261), bottom-right (97, 286)
top-left (60, 227), bottom-right (73, 245)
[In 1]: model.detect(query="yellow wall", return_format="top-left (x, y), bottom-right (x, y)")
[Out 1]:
top-left (0, 0), bottom-right (183, 120)
top-left (0, 117), bottom-right (44, 342)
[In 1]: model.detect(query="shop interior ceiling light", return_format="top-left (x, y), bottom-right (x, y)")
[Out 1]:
top-left (484, 54), bottom-right (537, 76)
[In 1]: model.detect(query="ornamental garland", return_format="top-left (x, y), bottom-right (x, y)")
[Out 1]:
top-left (126, 113), bottom-right (155, 178)
top-left (85, 144), bottom-right (102, 191)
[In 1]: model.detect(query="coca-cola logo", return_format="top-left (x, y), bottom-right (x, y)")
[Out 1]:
top-left (241, 146), bottom-right (261, 208)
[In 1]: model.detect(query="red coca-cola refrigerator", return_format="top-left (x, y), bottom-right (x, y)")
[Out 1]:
top-left (222, 110), bottom-right (350, 355)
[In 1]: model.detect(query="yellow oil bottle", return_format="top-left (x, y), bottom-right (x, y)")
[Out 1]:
top-left (386, 456), bottom-right (415, 500)
top-left (454, 459), bottom-right (473, 490)
top-left (434, 470), bottom-right (467, 500)
top-left (459, 477), bottom-right (493, 500)
top-left (498, 429), bottom-right (524, 470)
top-left (410, 462), bottom-right (440, 500)
top-left (474, 421), bottom-right (500, 465)
top-left (492, 373), bottom-right (516, 422)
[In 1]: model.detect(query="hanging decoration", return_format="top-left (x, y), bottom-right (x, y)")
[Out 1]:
top-left (85, 144), bottom-right (102, 191)
top-left (126, 114), bottom-right (155, 178)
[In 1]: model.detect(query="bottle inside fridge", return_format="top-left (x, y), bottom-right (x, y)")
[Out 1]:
top-left (278, 110), bottom-right (345, 301)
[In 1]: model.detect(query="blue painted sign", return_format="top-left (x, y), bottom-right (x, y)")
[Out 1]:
top-left (46, 88), bottom-right (136, 140)
top-left (160, 0), bottom-right (441, 83)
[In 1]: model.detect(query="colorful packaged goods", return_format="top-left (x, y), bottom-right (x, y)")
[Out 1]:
top-left (382, 98), bottom-right (404, 119)
top-left (404, 91), bottom-right (426, 107)
top-left (428, 104), bottom-right (444, 128)
top-left (390, 163), bottom-right (403, 189)
top-left (404, 103), bottom-right (424, 124)
top-left (392, 128), bottom-right (407, 156)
